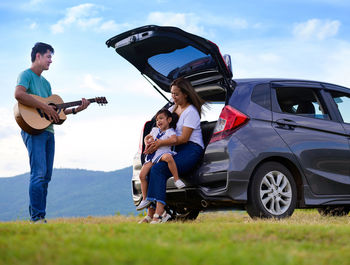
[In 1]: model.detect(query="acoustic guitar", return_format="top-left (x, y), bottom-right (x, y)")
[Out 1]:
top-left (14, 94), bottom-right (108, 135)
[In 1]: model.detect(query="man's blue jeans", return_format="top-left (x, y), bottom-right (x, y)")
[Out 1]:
top-left (146, 142), bottom-right (203, 205)
top-left (21, 130), bottom-right (55, 221)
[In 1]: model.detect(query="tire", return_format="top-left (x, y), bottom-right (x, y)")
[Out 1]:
top-left (246, 162), bottom-right (297, 219)
top-left (166, 206), bottom-right (200, 221)
top-left (318, 206), bottom-right (350, 217)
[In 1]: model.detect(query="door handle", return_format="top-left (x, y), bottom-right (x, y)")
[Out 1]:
top-left (275, 119), bottom-right (297, 130)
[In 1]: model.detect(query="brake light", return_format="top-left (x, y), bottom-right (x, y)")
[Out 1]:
top-left (209, 105), bottom-right (249, 143)
top-left (138, 121), bottom-right (151, 153)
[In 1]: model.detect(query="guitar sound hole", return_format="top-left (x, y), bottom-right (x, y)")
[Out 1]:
top-left (36, 108), bottom-right (50, 121)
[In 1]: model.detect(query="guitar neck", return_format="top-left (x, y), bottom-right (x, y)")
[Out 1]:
top-left (56, 98), bottom-right (97, 109)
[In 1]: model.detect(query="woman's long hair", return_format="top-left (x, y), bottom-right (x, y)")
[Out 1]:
top-left (171, 77), bottom-right (205, 117)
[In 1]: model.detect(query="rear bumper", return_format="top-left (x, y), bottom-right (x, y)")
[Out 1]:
top-left (165, 178), bottom-right (249, 210)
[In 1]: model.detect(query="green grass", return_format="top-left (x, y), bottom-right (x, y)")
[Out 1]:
top-left (1, 210), bottom-right (350, 265)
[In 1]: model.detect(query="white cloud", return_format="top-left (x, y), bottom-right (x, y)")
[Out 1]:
top-left (29, 22), bottom-right (38, 30)
top-left (51, 3), bottom-right (98, 33)
top-left (258, 53), bottom-right (281, 63)
top-left (146, 12), bottom-right (253, 37)
top-left (53, 114), bottom-right (144, 173)
top-left (146, 12), bottom-right (205, 35)
top-left (0, 107), bottom-right (29, 177)
top-left (81, 74), bottom-right (106, 92)
top-left (51, 3), bottom-right (127, 34)
top-left (204, 15), bottom-right (249, 30)
top-left (30, 0), bottom-right (43, 4)
top-left (293, 19), bottom-right (341, 40)
top-left (228, 18), bottom-right (249, 29)
top-left (323, 43), bottom-right (350, 86)
top-left (224, 38), bottom-right (350, 89)
top-left (0, 106), bottom-right (147, 177)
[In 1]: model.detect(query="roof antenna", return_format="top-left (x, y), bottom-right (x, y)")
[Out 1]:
top-left (141, 74), bottom-right (173, 105)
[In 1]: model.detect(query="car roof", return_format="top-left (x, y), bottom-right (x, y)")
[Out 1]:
top-left (234, 78), bottom-right (350, 92)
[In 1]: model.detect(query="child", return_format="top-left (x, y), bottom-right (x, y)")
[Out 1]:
top-left (136, 109), bottom-right (186, 211)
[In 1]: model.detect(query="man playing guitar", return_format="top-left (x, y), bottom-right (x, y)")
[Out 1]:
top-left (14, 42), bottom-right (90, 223)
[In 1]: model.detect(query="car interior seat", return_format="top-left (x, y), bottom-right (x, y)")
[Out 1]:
top-left (296, 101), bottom-right (315, 114)
top-left (280, 103), bottom-right (295, 114)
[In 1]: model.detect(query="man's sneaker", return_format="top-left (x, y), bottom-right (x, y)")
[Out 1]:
top-left (174, 179), bottom-right (186, 189)
top-left (136, 200), bottom-right (151, 211)
top-left (31, 218), bottom-right (47, 224)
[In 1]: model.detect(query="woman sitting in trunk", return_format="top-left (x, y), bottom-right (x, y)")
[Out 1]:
top-left (139, 77), bottom-right (205, 224)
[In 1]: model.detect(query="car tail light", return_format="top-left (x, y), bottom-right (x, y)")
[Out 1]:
top-left (138, 121), bottom-right (151, 153)
top-left (209, 105), bottom-right (249, 143)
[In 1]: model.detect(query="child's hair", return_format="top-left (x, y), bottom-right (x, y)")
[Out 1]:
top-left (155, 108), bottom-right (179, 129)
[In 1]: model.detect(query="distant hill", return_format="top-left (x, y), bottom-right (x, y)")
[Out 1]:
top-left (0, 167), bottom-right (137, 221)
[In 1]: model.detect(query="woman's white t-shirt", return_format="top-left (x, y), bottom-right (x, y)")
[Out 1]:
top-left (169, 104), bottom-right (204, 149)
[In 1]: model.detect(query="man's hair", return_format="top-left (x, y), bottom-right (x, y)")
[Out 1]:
top-left (31, 42), bottom-right (54, 62)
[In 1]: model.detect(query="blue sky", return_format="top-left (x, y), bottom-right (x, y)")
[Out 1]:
top-left (1, 0), bottom-right (350, 177)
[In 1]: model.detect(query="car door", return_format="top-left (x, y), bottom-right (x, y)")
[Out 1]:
top-left (271, 82), bottom-right (350, 195)
top-left (323, 84), bottom-right (350, 166)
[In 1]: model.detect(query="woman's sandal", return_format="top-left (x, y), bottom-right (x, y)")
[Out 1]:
top-left (150, 214), bottom-right (162, 224)
top-left (138, 215), bottom-right (152, 224)
top-left (150, 211), bottom-right (171, 224)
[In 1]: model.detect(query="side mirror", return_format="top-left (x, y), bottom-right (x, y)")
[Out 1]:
top-left (223, 54), bottom-right (232, 75)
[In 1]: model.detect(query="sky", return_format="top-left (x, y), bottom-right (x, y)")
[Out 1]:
top-left (1, 0), bottom-right (350, 177)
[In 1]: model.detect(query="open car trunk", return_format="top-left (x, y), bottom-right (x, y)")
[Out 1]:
top-left (106, 25), bottom-right (234, 101)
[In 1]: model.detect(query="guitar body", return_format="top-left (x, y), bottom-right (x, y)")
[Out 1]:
top-left (14, 94), bottom-right (67, 135)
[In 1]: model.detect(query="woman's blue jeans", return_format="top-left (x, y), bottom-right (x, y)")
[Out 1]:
top-left (146, 142), bottom-right (203, 205)
top-left (21, 130), bottom-right (55, 221)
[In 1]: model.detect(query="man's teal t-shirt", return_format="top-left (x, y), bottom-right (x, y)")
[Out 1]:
top-left (17, 69), bottom-right (54, 133)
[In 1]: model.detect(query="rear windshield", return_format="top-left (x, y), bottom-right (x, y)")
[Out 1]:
top-left (148, 45), bottom-right (216, 79)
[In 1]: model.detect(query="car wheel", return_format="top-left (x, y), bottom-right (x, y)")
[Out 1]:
top-left (318, 206), bottom-right (350, 217)
top-left (167, 206), bottom-right (200, 221)
top-left (246, 162), bottom-right (297, 219)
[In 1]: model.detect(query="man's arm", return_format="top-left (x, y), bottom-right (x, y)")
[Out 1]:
top-left (15, 85), bottom-right (59, 123)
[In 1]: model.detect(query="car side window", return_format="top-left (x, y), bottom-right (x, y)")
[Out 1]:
top-left (330, 92), bottom-right (350, 124)
top-left (251, 84), bottom-right (271, 110)
top-left (275, 87), bottom-right (329, 120)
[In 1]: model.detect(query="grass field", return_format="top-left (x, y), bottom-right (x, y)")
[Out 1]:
top-left (1, 210), bottom-right (350, 265)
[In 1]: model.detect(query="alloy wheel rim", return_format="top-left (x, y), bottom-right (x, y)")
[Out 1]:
top-left (260, 170), bottom-right (292, 215)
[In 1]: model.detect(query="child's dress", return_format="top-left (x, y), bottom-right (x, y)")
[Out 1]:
top-left (145, 127), bottom-right (177, 164)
